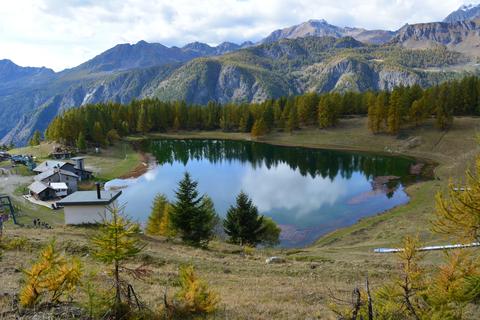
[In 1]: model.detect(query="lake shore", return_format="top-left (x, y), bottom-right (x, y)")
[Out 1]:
top-left (2, 116), bottom-right (479, 318)
top-left (124, 116), bottom-right (479, 248)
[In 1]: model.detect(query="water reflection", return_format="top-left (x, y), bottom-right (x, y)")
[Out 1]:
top-left (106, 139), bottom-right (419, 247)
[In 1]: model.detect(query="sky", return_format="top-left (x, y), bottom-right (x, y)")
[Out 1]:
top-left (0, 0), bottom-right (477, 71)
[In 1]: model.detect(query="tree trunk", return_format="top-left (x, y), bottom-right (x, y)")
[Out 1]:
top-left (115, 260), bottom-right (121, 319)
top-left (352, 288), bottom-right (361, 320)
top-left (366, 276), bottom-right (373, 320)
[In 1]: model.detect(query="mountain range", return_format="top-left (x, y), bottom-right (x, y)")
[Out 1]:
top-left (3, 4), bottom-right (480, 146)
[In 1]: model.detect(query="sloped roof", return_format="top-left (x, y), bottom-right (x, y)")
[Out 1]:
top-left (57, 190), bottom-right (122, 206)
top-left (50, 182), bottom-right (68, 190)
top-left (34, 169), bottom-right (79, 182)
top-left (33, 160), bottom-right (67, 173)
top-left (28, 181), bottom-right (52, 194)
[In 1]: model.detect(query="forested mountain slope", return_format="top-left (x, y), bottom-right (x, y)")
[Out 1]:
top-left (2, 18), bottom-right (480, 146)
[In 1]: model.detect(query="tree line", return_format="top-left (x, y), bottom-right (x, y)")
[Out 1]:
top-left (44, 75), bottom-right (480, 145)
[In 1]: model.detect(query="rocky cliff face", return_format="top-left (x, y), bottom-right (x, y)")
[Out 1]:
top-left (3, 16), bottom-right (480, 146)
top-left (391, 20), bottom-right (480, 56)
top-left (300, 56), bottom-right (423, 94)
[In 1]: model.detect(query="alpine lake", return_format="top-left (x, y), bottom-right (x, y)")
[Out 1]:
top-left (105, 139), bottom-right (427, 247)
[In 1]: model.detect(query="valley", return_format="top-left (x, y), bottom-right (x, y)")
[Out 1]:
top-left (4, 6), bottom-right (480, 147)
top-left (2, 116), bottom-right (479, 318)
top-left (3, 2), bottom-right (480, 318)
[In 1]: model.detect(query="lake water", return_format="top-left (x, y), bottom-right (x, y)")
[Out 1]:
top-left (105, 139), bottom-right (421, 247)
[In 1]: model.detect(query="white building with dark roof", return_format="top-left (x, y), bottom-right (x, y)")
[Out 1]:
top-left (57, 184), bottom-right (122, 225)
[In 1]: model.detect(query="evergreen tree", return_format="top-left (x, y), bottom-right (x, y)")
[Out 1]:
top-left (435, 86), bottom-right (453, 130)
top-left (91, 205), bottom-right (144, 318)
top-left (92, 121), bottom-right (105, 146)
top-left (173, 116), bottom-right (181, 132)
top-left (29, 130), bottom-right (42, 146)
top-left (286, 105), bottom-right (299, 133)
top-left (317, 96), bottom-right (338, 128)
top-left (409, 99), bottom-right (427, 127)
top-left (106, 129), bottom-right (120, 145)
top-left (297, 93), bottom-right (319, 125)
top-left (367, 93), bottom-right (378, 133)
top-left (263, 102), bottom-right (275, 130)
top-left (176, 101), bottom-right (188, 130)
top-left (273, 99), bottom-right (285, 129)
top-left (223, 192), bottom-right (264, 246)
top-left (76, 131), bottom-right (87, 151)
top-left (369, 93), bottom-right (388, 134)
top-left (136, 106), bottom-right (151, 134)
top-left (239, 111), bottom-right (254, 133)
top-left (170, 172), bottom-right (215, 247)
top-left (387, 90), bottom-right (401, 135)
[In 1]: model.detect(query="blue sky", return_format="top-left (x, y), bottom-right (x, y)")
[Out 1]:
top-left (0, 0), bottom-right (476, 71)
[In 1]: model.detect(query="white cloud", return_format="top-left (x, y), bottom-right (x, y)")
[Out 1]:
top-left (0, 0), bottom-right (475, 71)
top-left (240, 163), bottom-right (348, 215)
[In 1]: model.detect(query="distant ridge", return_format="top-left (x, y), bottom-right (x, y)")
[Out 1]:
top-left (2, 14), bottom-right (480, 147)
top-left (444, 3), bottom-right (480, 23)
top-left (68, 40), bottom-right (252, 74)
top-left (261, 19), bottom-right (395, 45)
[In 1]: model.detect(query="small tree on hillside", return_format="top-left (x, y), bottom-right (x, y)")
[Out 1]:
top-left (409, 99), bottom-right (428, 127)
top-left (91, 204), bottom-right (144, 318)
top-left (170, 172), bottom-right (215, 247)
top-left (106, 129), bottom-right (121, 145)
top-left (435, 86), bottom-right (453, 130)
top-left (317, 96), bottom-right (338, 129)
top-left (146, 194), bottom-right (169, 236)
top-left (159, 202), bottom-right (176, 238)
top-left (92, 121), bottom-right (105, 146)
top-left (146, 194), bottom-right (176, 238)
top-left (434, 155), bottom-right (480, 242)
top-left (251, 118), bottom-right (268, 137)
top-left (136, 106), bottom-right (151, 134)
top-left (329, 236), bottom-right (480, 319)
top-left (175, 265), bottom-right (219, 314)
top-left (20, 240), bottom-right (82, 308)
top-left (259, 217), bottom-right (281, 247)
top-left (387, 91), bottom-right (401, 135)
top-left (286, 105), bottom-right (299, 133)
top-left (223, 192), bottom-right (265, 246)
top-left (76, 132), bottom-right (87, 152)
top-left (29, 130), bottom-right (42, 146)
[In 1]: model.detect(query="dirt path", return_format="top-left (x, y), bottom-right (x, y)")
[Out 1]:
top-left (0, 174), bottom-right (32, 196)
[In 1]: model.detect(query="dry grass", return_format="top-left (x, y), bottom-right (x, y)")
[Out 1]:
top-left (2, 117), bottom-right (480, 319)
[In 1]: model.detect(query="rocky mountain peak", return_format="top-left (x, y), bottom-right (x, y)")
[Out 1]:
top-left (444, 3), bottom-right (480, 23)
